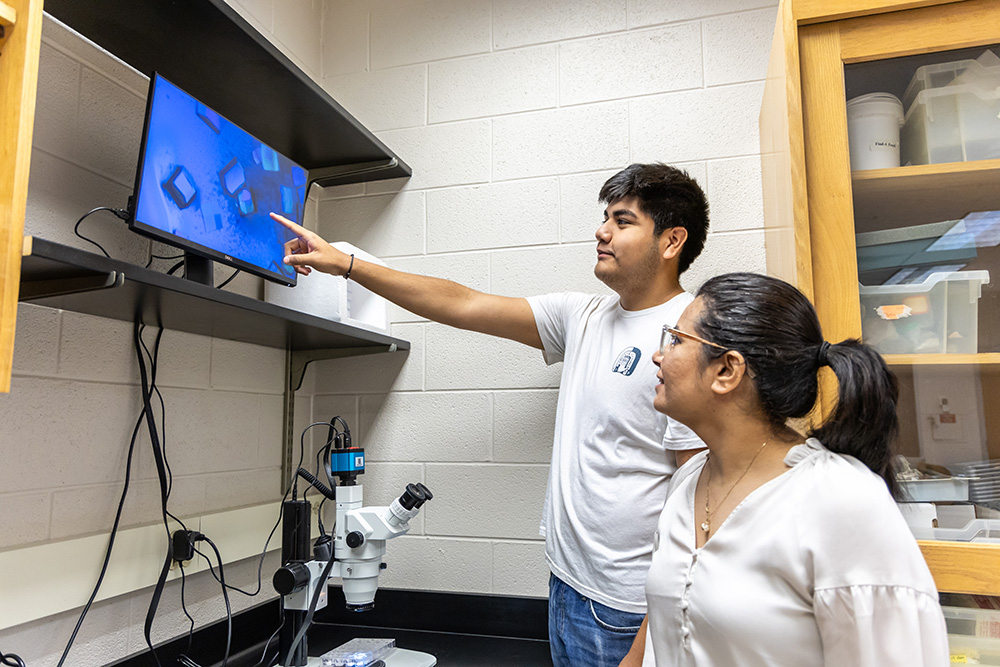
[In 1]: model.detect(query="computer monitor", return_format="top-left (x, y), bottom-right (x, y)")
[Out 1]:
top-left (130, 73), bottom-right (304, 286)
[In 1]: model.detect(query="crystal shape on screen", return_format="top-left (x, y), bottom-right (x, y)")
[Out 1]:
top-left (219, 158), bottom-right (246, 195)
top-left (162, 165), bottom-right (197, 209)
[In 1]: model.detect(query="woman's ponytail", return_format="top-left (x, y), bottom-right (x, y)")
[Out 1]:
top-left (808, 339), bottom-right (900, 498)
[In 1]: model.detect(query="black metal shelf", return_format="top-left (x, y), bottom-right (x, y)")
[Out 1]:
top-left (43, 0), bottom-right (411, 186)
top-left (20, 237), bottom-right (409, 353)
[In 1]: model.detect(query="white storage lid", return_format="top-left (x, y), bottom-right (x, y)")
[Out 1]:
top-left (846, 92), bottom-right (904, 123)
top-left (859, 269), bottom-right (990, 295)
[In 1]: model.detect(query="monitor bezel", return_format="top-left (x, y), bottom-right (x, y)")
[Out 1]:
top-left (129, 72), bottom-right (300, 287)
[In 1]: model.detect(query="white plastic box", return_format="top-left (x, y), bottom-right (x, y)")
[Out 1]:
top-left (858, 270), bottom-right (990, 354)
top-left (900, 51), bottom-right (1000, 165)
top-left (264, 241), bottom-right (389, 333)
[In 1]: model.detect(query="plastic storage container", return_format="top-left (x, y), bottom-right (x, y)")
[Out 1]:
top-left (846, 92), bottom-right (904, 170)
top-left (943, 605), bottom-right (1000, 664)
top-left (900, 51), bottom-right (1000, 165)
top-left (858, 270), bottom-right (990, 354)
top-left (264, 241), bottom-right (389, 333)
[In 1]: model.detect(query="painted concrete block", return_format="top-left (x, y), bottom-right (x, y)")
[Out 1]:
top-left (274, 0), bottom-right (323, 79)
top-left (704, 8), bottom-right (778, 87)
top-left (493, 103), bottom-right (629, 181)
top-left (560, 24), bottom-right (702, 106)
top-left (204, 468), bottom-right (283, 510)
top-left (492, 541), bottom-right (549, 597)
top-left (559, 169), bottom-right (619, 243)
top-left (358, 392), bottom-right (492, 462)
top-left (309, 394), bottom-right (361, 455)
top-left (384, 254), bottom-right (491, 324)
top-left (377, 120), bottom-right (492, 190)
top-left (429, 46), bottom-right (557, 123)
top-left (316, 191), bottom-right (425, 258)
top-left (681, 230), bottom-right (767, 294)
top-left (424, 464), bottom-right (548, 538)
top-left (57, 311), bottom-right (137, 384)
top-left (378, 535), bottom-right (493, 593)
top-left (706, 156), bottom-right (765, 233)
top-left (493, 390), bottom-right (558, 463)
top-left (12, 303), bottom-right (60, 377)
top-left (311, 340), bottom-right (421, 395)
top-left (628, 0), bottom-right (777, 28)
top-left (490, 244), bottom-right (611, 297)
top-left (78, 67), bottom-right (146, 185)
top-left (154, 329), bottom-right (212, 389)
top-left (258, 394), bottom-right (285, 470)
top-left (0, 492), bottom-right (51, 549)
top-left (210, 339), bottom-right (285, 394)
top-left (630, 82), bottom-right (765, 164)
top-left (321, 0), bottom-right (369, 78)
top-left (32, 42), bottom-right (81, 159)
top-left (324, 65), bottom-right (427, 132)
top-left (371, 0), bottom-right (491, 69)
top-left (0, 378), bottom-right (142, 491)
top-left (493, 0), bottom-right (626, 50)
top-left (426, 179), bottom-right (559, 253)
top-left (424, 325), bottom-right (561, 390)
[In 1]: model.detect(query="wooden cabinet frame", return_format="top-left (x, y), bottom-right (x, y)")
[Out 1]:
top-left (0, 0), bottom-right (43, 394)
top-left (762, 0), bottom-right (1000, 595)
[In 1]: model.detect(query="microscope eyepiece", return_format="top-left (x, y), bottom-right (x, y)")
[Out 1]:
top-left (398, 483), bottom-right (427, 510)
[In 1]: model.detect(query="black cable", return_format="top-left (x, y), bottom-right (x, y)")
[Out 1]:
top-left (195, 538), bottom-right (232, 667)
top-left (216, 269), bottom-right (240, 289)
top-left (1, 651), bottom-right (27, 667)
top-left (167, 260), bottom-right (185, 276)
top-left (73, 206), bottom-right (128, 258)
top-left (54, 368), bottom-right (151, 666)
top-left (177, 562), bottom-right (196, 656)
top-left (145, 253), bottom-right (184, 269)
top-left (281, 553), bottom-right (336, 667)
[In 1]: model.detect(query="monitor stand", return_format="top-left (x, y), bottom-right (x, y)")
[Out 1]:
top-left (183, 252), bottom-right (213, 287)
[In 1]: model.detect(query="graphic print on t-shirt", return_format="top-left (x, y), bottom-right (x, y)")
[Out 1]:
top-left (612, 346), bottom-right (642, 376)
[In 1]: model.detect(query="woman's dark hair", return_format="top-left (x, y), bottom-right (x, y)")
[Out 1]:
top-left (694, 272), bottom-right (900, 497)
top-left (599, 163), bottom-right (709, 275)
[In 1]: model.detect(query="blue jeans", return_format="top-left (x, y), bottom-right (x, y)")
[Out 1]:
top-left (548, 573), bottom-right (644, 667)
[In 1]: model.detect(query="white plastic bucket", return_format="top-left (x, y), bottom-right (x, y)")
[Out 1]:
top-left (847, 92), bottom-right (904, 170)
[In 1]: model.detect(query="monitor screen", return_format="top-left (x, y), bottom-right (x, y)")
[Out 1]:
top-left (130, 73), bottom-right (304, 286)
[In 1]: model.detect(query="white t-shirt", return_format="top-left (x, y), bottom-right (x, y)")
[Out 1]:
top-left (642, 439), bottom-right (949, 667)
top-left (528, 291), bottom-right (704, 613)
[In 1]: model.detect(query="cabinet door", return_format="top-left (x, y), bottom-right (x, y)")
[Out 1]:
top-left (791, 0), bottom-right (1000, 596)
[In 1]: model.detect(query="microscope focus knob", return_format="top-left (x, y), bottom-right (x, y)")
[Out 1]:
top-left (346, 531), bottom-right (365, 548)
top-left (273, 562), bottom-right (310, 595)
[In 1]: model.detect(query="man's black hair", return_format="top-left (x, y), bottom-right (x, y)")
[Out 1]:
top-left (599, 163), bottom-right (709, 274)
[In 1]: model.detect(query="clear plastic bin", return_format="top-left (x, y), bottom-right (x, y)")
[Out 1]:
top-left (901, 50), bottom-right (1000, 110)
top-left (900, 50), bottom-right (1000, 165)
top-left (943, 606), bottom-right (1000, 665)
top-left (859, 270), bottom-right (989, 354)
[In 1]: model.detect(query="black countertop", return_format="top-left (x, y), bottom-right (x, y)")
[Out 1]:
top-left (110, 589), bottom-right (552, 667)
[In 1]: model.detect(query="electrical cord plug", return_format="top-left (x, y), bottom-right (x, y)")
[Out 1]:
top-left (172, 530), bottom-right (204, 563)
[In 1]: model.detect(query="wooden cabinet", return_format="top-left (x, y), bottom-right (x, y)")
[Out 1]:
top-left (0, 0), bottom-right (43, 394)
top-left (761, 0), bottom-right (1000, 595)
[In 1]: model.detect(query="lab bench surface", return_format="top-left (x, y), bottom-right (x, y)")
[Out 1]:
top-left (109, 589), bottom-right (552, 667)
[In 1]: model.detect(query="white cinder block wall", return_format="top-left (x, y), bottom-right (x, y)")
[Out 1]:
top-left (0, 1), bottom-right (322, 665)
top-left (313, 0), bottom-right (776, 599)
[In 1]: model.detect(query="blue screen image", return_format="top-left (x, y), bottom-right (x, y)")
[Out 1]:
top-left (133, 75), bottom-right (305, 284)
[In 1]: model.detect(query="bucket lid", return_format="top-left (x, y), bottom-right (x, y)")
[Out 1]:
top-left (847, 92), bottom-right (904, 123)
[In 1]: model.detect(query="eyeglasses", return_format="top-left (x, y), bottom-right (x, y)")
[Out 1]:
top-left (659, 325), bottom-right (755, 378)
top-left (659, 325), bottom-right (728, 355)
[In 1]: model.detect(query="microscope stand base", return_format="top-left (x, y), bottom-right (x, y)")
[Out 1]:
top-left (289, 648), bottom-right (436, 667)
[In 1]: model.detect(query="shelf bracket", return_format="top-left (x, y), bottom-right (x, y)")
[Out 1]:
top-left (307, 158), bottom-right (399, 189)
top-left (281, 343), bottom-right (400, 486)
top-left (19, 270), bottom-right (124, 300)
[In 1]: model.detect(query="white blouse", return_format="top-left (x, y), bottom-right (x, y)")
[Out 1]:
top-left (642, 438), bottom-right (949, 667)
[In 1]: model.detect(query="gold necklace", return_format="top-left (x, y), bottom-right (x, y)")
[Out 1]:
top-left (701, 440), bottom-right (768, 536)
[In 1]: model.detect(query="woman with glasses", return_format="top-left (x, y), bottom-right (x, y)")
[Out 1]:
top-left (619, 272), bottom-right (948, 667)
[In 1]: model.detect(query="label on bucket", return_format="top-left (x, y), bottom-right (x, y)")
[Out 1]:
top-left (870, 140), bottom-right (898, 151)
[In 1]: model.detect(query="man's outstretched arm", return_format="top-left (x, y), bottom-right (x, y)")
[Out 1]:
top-left (272, 213), bottom-right (543, 349)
